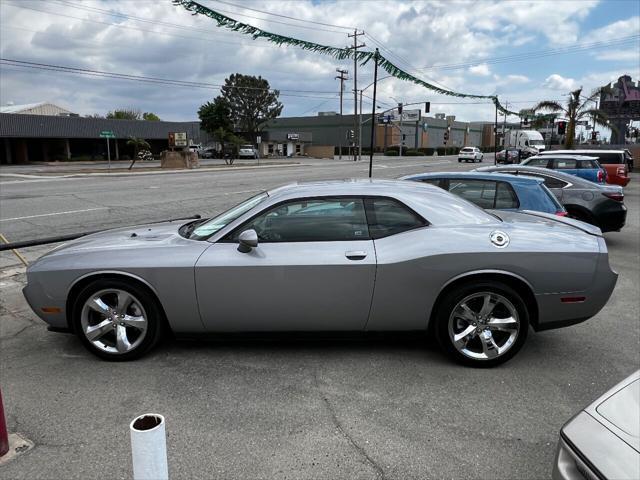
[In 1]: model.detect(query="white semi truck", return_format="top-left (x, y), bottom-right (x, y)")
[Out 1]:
top-left (504, 130), bottom-right (546, 158)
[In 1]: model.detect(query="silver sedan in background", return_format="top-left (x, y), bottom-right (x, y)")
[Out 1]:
top-left (23, 180), bottom-right (617, 365)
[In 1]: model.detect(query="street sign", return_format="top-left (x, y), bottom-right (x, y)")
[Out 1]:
top-left (576, 120), bottom-right (589, 126)
top-left (391, 110), bottom-right (420, 123)
top-left (174, 132), bottom-right (187, 147)
top-left (287, 133), bottom-right (299, 140)
top-left (99, 130), bottom-right (115, 138)
top-left (256, 135), bottom-right (262, 144)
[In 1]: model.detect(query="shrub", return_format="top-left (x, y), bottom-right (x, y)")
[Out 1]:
top-left (437, 147), bottom-right (446, 155)
top-left (405, 149), bottom-right (424, 156)
top-left (384, 150), bottom-right (399, 156)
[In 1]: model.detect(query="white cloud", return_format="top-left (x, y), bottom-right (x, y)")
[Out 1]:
top-left (0, 0), bottom-right (630, 124)
top-left (469, 64), bottom-right (491, 76)
top-left (506, 75), bottom-right (530, 83)
top-left (543, 74), bottom-right (577, 90)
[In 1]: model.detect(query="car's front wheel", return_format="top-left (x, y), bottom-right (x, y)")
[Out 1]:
top-left (72, 279), bottom-right (164, 361)
top-left (435, 281), bottom-right (529, 367)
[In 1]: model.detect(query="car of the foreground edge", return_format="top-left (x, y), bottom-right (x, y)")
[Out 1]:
top-left (23, 180), bottom-right (618, 366)
top-left (553, 370), bottom-right (639, 480)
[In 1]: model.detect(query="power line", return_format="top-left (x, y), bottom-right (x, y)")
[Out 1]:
top-left (0, 58), bottom-right (339, 98)
top-left (2, 2), bottom-right (290, 52)
top-left (211, 0), bottom-right (355, 30)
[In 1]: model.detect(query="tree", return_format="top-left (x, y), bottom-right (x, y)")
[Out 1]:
top-left (219, 73), bottom-right (283, 139)
top-left (213, 126), bottom-right (228, 157)
top-left (198, 98), bottom-right (232, 136)
top-left (533, 87), bottom-right (613, 149)
top-left (107, 108), bottom-right (141, 120)
top-left (126, 136), bottom-right (151, 170)
top-left (142, 112), bottom-right (160, 121)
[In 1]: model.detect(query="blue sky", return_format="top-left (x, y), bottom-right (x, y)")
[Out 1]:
top-left (0, 0), bottom-right (638, 123)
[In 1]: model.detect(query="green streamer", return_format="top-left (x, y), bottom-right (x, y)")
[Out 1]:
top-left (173, 0), bottom-right (521, 116)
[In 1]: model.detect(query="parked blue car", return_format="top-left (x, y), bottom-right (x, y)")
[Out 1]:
top-left (521, 155), bottom-right (606, 184)
top-left (401, 172), bottom-right (567, 215)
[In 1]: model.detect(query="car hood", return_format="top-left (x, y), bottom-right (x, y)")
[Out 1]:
top-left (42, 221), bottom-right (191, 257)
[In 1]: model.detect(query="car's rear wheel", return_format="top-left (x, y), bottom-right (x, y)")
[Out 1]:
top-left (72, 279), bottom-right (164, 361)
top-left (435, 281), bottom-right (529, 367)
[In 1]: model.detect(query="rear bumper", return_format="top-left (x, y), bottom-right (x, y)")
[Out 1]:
top-left (606, 175), bottom-right (630, 186)
top-left (595, 203), bottom-right (627, 232)
top-left (534, 249), bottom-right (617, 331)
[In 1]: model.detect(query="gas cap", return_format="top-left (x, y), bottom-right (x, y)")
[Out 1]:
top-left (490, 230), bottom-right (510, 248)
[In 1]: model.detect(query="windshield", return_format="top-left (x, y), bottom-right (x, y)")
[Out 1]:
top-left (189, 192), bottom-right (268, 240)
top-left (529, 139), bottom-right (545, 146)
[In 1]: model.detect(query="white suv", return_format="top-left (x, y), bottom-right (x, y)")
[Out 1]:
top-left (458, 147), bottom-right (483, 163)
top-left (239, 145), bottom-right (258, 159)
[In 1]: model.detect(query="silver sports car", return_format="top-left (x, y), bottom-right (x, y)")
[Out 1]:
top-left (23, 180), bottom-right (618, 365)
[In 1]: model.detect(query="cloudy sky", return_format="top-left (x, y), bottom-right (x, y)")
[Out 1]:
top-left (1, 0), bottom-right (638, 123)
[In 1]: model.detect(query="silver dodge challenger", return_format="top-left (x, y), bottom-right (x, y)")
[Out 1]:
top-left (23, 180), bottom-right (618, 365)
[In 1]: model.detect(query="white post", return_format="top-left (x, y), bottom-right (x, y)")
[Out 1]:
top-left (130, 414), bottom-right (168, 480)
top-left (358, 90), bottom-right (363, 161)
top-left (106, 138), bottom-right (111, 172)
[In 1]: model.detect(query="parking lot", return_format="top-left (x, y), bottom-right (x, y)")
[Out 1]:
top-left (1, 156), bottom-right (638, 479)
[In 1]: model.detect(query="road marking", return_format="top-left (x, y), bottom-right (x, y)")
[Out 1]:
top-left (0, 207), bottom-right (108, 222)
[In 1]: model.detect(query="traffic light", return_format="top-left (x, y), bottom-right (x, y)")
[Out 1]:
top-left (347, 129), bottom-right (354, 140)
top-left (591, 131), bottom-right (597, 141)
top-left (443, 130), bottom-right (449, 143)
top-left (424, 102), bottom-right (430, 113)
top-left (397, 103), bottom-right (403, 114)
top-left (557, 121), bottom-right (567, 135)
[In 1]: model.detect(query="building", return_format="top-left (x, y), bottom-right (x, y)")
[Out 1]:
top-left (0, 102), bottom-right (76, 116)
top-left (0, 113), bottom-right (205, 164)
top-left (260, 113), bottom-right (485, 156)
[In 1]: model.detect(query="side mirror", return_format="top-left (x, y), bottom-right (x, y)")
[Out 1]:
top-left (237, 229), bottom-right (258, 253)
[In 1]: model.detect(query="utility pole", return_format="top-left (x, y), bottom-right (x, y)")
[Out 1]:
top-left (348, 30), bottom-right (365, 160)
top-left (335, 68), bottom-right (348, 160)
top-left (494, 102), bottom-right (498, 164)
top-left (368, 49), bottom-right (379, 178)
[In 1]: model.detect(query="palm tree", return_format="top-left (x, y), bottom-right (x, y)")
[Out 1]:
top-left (533, 87), bottom-right (612, 149)
top-left (126, 136), bottom-right (151, 170)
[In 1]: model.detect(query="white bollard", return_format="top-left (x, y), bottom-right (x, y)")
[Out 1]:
top-left (130, 414), bottom-right (168, 480)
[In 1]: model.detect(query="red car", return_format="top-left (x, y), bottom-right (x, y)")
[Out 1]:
top-left (540, 150), bottom-right (630, 186)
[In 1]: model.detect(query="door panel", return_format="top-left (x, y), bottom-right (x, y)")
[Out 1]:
top-left (195, 240), bottom-right (376, 331)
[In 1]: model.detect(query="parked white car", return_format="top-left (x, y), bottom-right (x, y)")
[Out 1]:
top-left (458, 147), bottom-right (483, 163)
top-left (239, 145), bottom-right (258, 159)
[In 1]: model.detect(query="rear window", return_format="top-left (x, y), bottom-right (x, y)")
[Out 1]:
top-left (539, 184), bottom-right (565, 213)
top-left (590, 152), bottom-right (624, 164)
top-left (553, 159), bottom-right (577, 169)
top-left (461, 148), bottom-right (473, 152)
top-left (448, 180), bottom-right (519, 210)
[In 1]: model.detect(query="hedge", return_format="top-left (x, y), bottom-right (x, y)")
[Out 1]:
top-left (404, 149), bottom-right (424, 156)
top-left (384, 150), bottom-right (399, 156)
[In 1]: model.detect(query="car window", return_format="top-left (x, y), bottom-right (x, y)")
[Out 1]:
top-left (448, 180), bottom-right (498, 209)
top-left (227, 197), bottom-right (369, 243)
top-left (553, 159), bottom-right (577, 169)
top-left (588, 152), bottom-right (624, 164)
top-left (420, 178), bottom-right (444, 188)
top-left (364, 197), bottom-right (427, 239)
top-left (578, 160), bottom-right (598, 169)
top-left (494, 182), bottom-right (519, 209)
top-left (524, 158), bottom-right (548, 167)
top-left (524, 173), bottom-right (569, 189)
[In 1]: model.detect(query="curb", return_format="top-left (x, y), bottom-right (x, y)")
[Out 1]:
top-left (0, 433), bottom-right (34, 466)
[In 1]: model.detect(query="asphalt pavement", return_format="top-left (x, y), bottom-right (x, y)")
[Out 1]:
top-left (0, 154), bottom-right (638, 479)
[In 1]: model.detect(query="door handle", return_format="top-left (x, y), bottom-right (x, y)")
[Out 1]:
top-left (345, 250), bottom-right (367, 260)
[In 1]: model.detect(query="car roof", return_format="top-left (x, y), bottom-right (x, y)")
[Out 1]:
top-left (473, 165), bottom-right (594, 186)
top-left (540, 149), bottom-right (624, 154)
top-left (528, 154), bottom-right (599, 160)
top-left (265, 179), bottom-right (497, 226)
top-left (400, 171), bottom-right (543, 184)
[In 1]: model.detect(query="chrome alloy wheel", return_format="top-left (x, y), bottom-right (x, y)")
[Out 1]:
top-left (448, 292), bottom-right (520, 360)
top-left (80, 289), bottom-right (148, 354)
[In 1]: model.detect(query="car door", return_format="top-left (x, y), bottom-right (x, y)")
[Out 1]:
top-left (194, 197), bottom-right (376, 332)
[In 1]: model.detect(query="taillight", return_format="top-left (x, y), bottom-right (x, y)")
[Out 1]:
top-left (556, 211), bottom-right (568, 217)
top-left (602, 192), bottom-right (624, 202)
top-left (597, 170), bottom-right (604, 183)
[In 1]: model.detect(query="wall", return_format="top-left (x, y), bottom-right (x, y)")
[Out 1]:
top-left (305, 145), bottom-right (334, 159)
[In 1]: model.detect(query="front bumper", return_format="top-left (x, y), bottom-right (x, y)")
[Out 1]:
top-left (22, 280), bottom-right (68, 329)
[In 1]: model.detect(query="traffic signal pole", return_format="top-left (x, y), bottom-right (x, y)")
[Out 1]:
top-left (368, 49), bottom-right (379, 178)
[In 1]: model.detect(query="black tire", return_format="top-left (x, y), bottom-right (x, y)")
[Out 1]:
top-left (434, 281), bottom-right (529, 367)
top-left (72, 278), bottom-right (164, 361)
top-left (458, 159), bottom-right (462, 163)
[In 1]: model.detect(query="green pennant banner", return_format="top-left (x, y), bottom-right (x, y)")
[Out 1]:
top-left (173, 0), bottom-right (521, 116)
